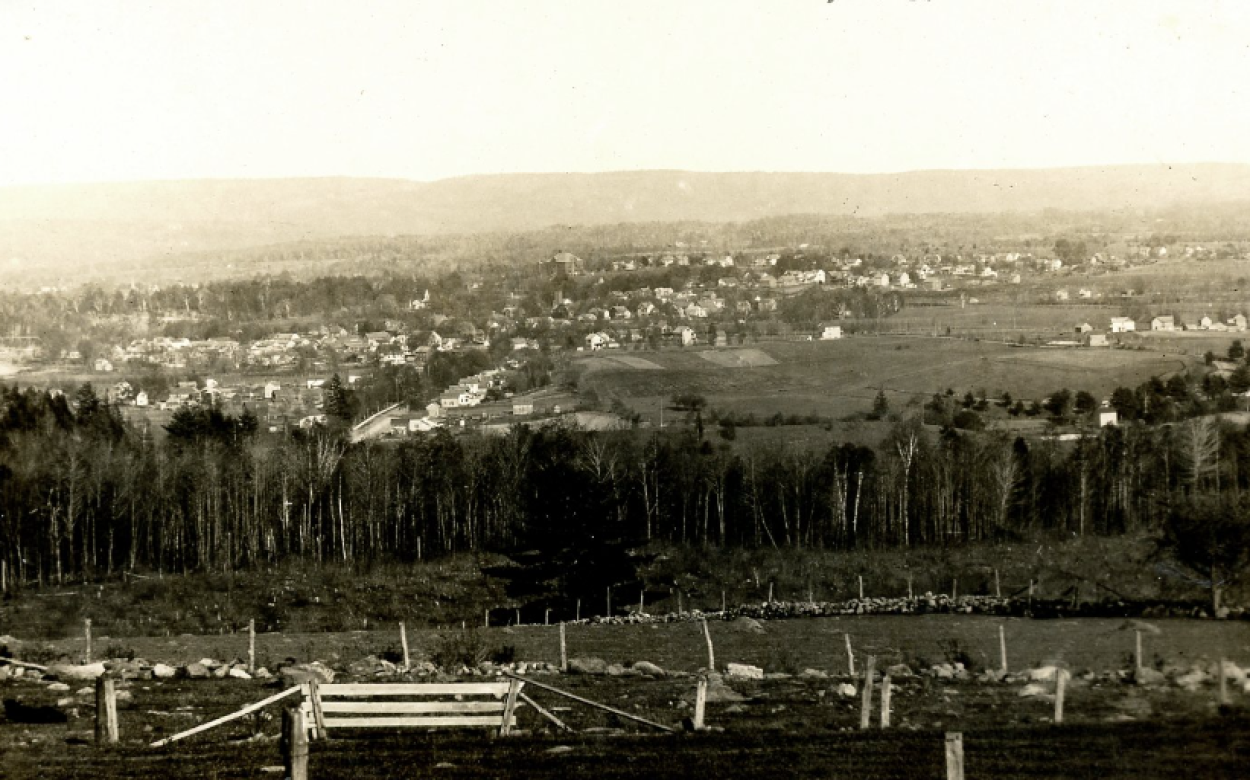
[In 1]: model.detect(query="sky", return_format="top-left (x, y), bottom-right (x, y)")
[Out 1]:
top-left (1, 0), bottom-right (1249, 186)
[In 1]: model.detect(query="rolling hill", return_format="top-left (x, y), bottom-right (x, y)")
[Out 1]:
top-left (2, 164), bottom-right (1249, 282)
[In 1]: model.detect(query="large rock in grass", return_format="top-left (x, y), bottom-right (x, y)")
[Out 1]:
top-left (47, 663), bottom-right (106, 681)
top-left (280, 662), bottom-right (335, 686)
top-left (703, 677), bottom-right (747, 703)
top-left (1175, 667), bottom-right (1208, 691)
top-left (152, 663), bottom-right (177, 679)
top-left (631, 661), bottom-right (665, 677)
top-left (1130, 667), bottom-right (1165, 686)
top-left (728, 617), bottom-right (765, 634)
top-left (725, 663), bottom-right (764, 680)
top-left (1018, 683), bottom-right (1050, 698)
top-left (184, 663), bottom-right (211, 679)
top-left (567, 657), bottom-right (608, 676)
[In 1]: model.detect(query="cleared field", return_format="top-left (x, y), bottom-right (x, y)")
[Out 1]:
top-left (582, 338), bottom-right (1193, 421)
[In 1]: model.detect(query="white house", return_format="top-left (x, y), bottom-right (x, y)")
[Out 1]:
top-left (585, 332), bottom-right (610, 351)
top-left (1150, 315), bottom-right (1175, 331)
top-left (1109, 317), bottom-right (1136, 333)
top-left (672, 326), bottom-right (697, 346)
top-left (819, 324), bottom-right (843, 340)
top-left (1099, 410), bottom-right (1118, 427)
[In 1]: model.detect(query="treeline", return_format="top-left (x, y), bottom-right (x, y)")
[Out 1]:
top-left (2, 381), bottom-right (1248, 589)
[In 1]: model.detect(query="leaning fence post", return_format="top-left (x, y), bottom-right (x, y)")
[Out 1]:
top-left (702, 619), bottom-right (716, 673)
top-left (282, 707), bottom-right (309, 780)
top-left (95, 676), bottom-right (118, 744)
top-left (559, 622), bottom-right (568, 673)
top-left (693, 677), bottom-right (708, 730)
top-left (999, 625), bottom-right (1008, 673)
top-left (859, 656), bottom-right (876, 729)
top-left (1054, 669), bottom-right (1067, 724)
top-left (945, 732), bottom-right (965, 780)
top-left (400, 622), bottom-right (410, 672)
top-left (879, 674), bottom-right (891, 728)
top-left (767, 582), bottom-right (774, 604)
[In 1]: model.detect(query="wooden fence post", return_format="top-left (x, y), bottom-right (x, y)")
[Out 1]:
top-left (640, 590), bottom-right (645, 615)
top-left (678, 591), bottom-right (683, 613)
top-left (845, 633), bottom-right (856, 676)
top-left (85, 619), bottom-right (92, 663)
top-left (559, 622), bottom-right (568, 673)
top-left (606, 586), bottom-right (612, 618)
top-left (767, 582), bottom-right (773, 604)
top-left (720, 591), bottom-right (726, 613)
top-left (400, 622), bottom-right (410, 672)
top-left (484, 608), bottom-right (490, 629)
top-left (693, 678), bottom-right (708, 730)
top-left (907, 576), bottom-right (913, 600)
top-left (1219, 657), bottom-right (1229, 706)
top-left (859, 656), bottom-right (876, 729)
top-left (545, 608), bottom-right (551, 626)
top-left (576, 599), bottom-right (581, 622)
top-left (1054, 669), bottom-right (1067, 724)
top-left (248, 619), bottom-right (256, 674)
top-left (858, 575), bottom-right (864, 600)
top-left (95, 677), bottom-right (118, 744)
top-left (282, 707), bottom-right (309, 780)
top-left (994, 569), bottom-right (1001, 598)
top-left (945, 732), bottom-right (965, 780)
top-left (515, 608), bottom-right (521, 626)
top-left (702, 619), bottom-right (716, 673)
top-left (1135, 631), bottom-right (1143, 672)
top-left (999, 625), bottom-right (1008, 673)
top-left (951, 578), bottom-right (958, 601)
top-left (879, 675), bottom-right (891, 728)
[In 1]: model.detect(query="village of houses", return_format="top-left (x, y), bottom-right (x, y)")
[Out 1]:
top-left (28, 240), bottom-right (1240, 440)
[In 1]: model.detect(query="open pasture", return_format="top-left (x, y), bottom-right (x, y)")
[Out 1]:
top-left (581, 337), bottom-right (1194, 421)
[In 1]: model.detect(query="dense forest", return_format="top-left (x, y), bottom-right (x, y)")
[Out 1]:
top-left (1, 381), bottom-right (1247, 606)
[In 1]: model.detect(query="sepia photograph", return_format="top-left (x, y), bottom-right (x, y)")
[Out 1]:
top-left (1, 1), bottom-right (1249, 777)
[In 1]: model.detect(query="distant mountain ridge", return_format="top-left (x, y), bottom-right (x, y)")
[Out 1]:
top-left (2, 165), bottom-right (1248, 270)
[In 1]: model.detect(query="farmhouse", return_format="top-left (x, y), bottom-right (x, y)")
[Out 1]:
top-left (1109, 317), bottom-right (1136, 333)
top-left (584, 332), bottom-right (610, 351)
top-left (1099, 410), bottom-right (1118, 427)
top-left (1150, 315), bottom-right (1175, 331)
top-left (672, 326), bottom-right (698, 346)
top-left (1086, 333), bottom-right (1109, 347)
top-left (1229, 314), bottom-right (1248, 331)
top-left (819, 324), bottom-right (843, 340)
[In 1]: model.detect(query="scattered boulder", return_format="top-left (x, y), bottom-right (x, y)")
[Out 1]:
top-left (605, 664), bottom-right (634, 677)
top-left (47, 663), bottom-right (106, 681)
top-left (703, 678), bottom-right (747, 703)
top-left (1018, 683), bottom-right (1050, 698)
top-left (886, 664), bottom-right (914, 678)
top-left (152, 663), bottom-right (177, 679)
top-left (1130, 667), bottom-right (1165, 686)
top-left (728, 617), bottom-right (765, 634)
top-left (799, 668), bottom-right (828, 680)
top-left (254, 667), bottom-right (272, 680)
top-left (545, 745), bottom-right (574, 755)
top-left (631, 661), bottom-right (665, 677)
top-left (567, 657), bottom-right (608, 676)
top-left (1175, 668), bottom-right (1208, 691)
top-left (212, 665), bottom-right (231, 679)
top-left (184, 663), bottom-right (211, 680)
top-left (832, 683), bottom-right (857, 698)
top-left (930, 664), bottom-right (956, 680)
top-left (1212, 660), bottom-right (1246, 683)
top-left (229, 667), bottom-right (252, 680)
top-left (725, 663), bottom-right (764, 680)
top-left (46, 682), bottom-right (71, 692)
top-left (1026, 666), bottom-right (1059, 682)
top-left (279, 662), bottom-right (335, 686)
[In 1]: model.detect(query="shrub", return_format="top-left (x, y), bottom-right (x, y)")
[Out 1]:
top-left (430, 628), bottom-right (492, 671)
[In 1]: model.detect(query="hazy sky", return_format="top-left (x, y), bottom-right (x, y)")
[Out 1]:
top-left (2, 1), bottom-right (1248, 186)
